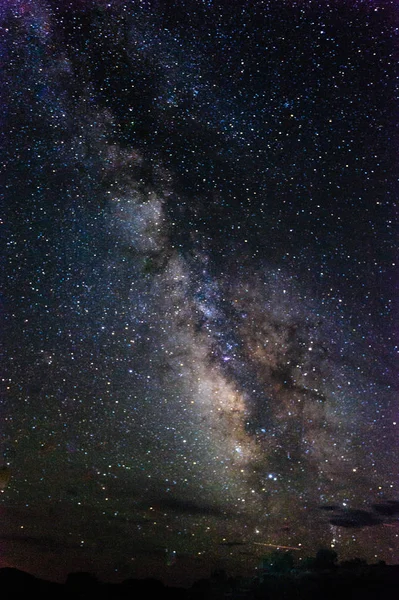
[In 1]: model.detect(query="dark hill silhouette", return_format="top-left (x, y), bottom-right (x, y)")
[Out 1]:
top-left (0, 567), bottom-right (63, 598)
top-left (0, 560), bottom-right (398, 600)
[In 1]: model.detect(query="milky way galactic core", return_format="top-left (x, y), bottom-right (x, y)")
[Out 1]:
top-left (2, 0), bottom-right (398, 585)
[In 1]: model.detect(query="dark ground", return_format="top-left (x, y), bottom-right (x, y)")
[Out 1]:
top-left (1, 562), bottom-right (398, 599)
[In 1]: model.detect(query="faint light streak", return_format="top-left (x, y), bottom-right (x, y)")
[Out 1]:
top-left (254, 543), bottom-right (301, 551)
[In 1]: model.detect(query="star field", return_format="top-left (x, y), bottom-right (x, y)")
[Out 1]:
top-left (1, 0), bottom-right (398, 586)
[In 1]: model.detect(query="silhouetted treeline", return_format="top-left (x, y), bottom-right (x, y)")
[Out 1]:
top-left (1, 559), bottom-right (398, 600)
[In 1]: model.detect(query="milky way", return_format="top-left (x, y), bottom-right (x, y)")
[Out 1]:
top-left (2, 0), bottom-right (397, 585)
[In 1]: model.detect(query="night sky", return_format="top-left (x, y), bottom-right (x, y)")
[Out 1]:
top-left (1, 0), bottom-right (398, 587)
